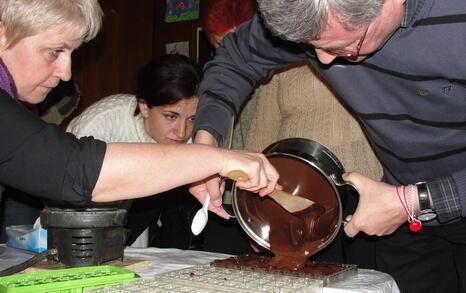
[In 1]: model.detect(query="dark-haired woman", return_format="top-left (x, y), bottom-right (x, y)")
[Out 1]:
top-left (68, 54), bottom-right (200, 145)
top-left (67, 54), bottom-right (202, 248)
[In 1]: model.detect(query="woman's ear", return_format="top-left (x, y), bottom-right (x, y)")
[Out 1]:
top-left (0, 22), bottom-right (8, 51)
top-left (138, 99), bottom-right (149, 118)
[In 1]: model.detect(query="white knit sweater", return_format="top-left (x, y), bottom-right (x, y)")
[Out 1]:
top-left (67, 94), bottom-right (156, 143)
top-left (66, 94), bottom-right (158, 248)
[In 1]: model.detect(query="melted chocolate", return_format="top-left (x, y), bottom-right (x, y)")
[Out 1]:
top-left (213, 254), bottom-right (346, 275)
top-left (235, 156), bottom-right (340, 271)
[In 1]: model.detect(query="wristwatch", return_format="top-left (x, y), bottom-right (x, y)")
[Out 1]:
top-left (416, 182), bottom-right (437, 221)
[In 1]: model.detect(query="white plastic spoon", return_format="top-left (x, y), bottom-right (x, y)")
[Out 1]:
top-left (191, 194), bottom-right (210, 235)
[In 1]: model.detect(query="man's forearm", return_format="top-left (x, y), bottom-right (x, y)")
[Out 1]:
top-left (194, 129), bottom-right (218, 146)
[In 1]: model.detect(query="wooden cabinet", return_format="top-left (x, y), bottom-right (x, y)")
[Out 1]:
top-left (71, 0), bottom-right (154, 118)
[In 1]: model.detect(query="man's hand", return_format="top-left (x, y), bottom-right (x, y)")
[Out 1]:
top-left (189, 130), bottom-right (278, 219)
top-left (189, 175), bottom-right (230, 219)
top-left (190, 130), bottom-right (229, 218)
top-left (343, 171), bottom-right (408, 237)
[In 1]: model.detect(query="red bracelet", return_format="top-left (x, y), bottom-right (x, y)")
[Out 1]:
top-left (396, 185), bottom-right (421, 232)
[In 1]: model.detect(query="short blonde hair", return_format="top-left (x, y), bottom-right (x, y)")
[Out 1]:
top-left (0, 0), bottom-right (103, 48)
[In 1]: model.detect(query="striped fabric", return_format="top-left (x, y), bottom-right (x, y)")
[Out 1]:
top-left (196, 0), bottom-right (466, 224)
top-left (315, 0), bottom-right (466, 223)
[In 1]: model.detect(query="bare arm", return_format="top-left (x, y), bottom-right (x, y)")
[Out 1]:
top-left (92, 142), bottom-right (278, 208)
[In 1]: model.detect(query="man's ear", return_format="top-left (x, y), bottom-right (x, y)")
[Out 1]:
top-left (138, 99), bottom-right (149, 118)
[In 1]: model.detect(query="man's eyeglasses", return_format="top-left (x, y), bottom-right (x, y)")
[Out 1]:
top-left (320, 25), bottom-right (369, 60)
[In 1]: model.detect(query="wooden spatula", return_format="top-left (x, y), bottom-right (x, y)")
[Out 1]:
top-left (227, 170), bottom-right (315, 214)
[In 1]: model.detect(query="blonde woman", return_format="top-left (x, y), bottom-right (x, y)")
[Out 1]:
top-left (0, 0), bottom-right (278, 221)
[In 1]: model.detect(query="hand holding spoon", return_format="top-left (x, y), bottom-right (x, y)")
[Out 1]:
top-left (191, 194), bottom-right (210, 235)
top-left (227, 170), bottom-right (315, 214)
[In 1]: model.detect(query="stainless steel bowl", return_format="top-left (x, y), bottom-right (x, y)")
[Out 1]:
top-left (230, 138), bottom-right (351, 252)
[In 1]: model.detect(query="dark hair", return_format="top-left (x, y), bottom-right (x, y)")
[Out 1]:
top-left (201, 0), bottom-right (257, 37)
top-left (134, 54), bottom-right (202, 115)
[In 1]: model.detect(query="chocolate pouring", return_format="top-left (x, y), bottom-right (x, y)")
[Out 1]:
top-left (219, 138), bottom-right (356, 281)
top-left (226, 170), bottom-right (315, 214)
top-left (237, 156), bottom-right (340, 270)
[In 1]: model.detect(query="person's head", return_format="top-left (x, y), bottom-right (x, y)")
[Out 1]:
top-left (135, 54), bottom-right (202, 144)
top-left (201, 0), bottom-right (257, 48)
top-left (0, 0), bottom-right (102, 103)
top-left (257, 0), bottom-right (404, 64)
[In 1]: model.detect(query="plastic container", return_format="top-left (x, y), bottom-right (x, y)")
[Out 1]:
top-left (0, 265), bottom-right (138, 293)
top-left (6, 225), bottom-right (47, 253)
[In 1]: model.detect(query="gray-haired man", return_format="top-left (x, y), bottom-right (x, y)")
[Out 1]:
top-left (191, 0), bottom-right (466, 291)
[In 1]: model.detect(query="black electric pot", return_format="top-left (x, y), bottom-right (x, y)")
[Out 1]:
top-left (40, 200), bottom-right (127, 267)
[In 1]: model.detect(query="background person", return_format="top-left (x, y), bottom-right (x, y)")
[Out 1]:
top-left (201, 0), bottom-right (257, 50)
top-left (67, 54), bottom-right (203, 249)
top-left (199, 0), bottom-right (261, 255)
top-left (191, 0), bottom-right (466, 291)
top-left (0, 0), bottom-right (278, 234)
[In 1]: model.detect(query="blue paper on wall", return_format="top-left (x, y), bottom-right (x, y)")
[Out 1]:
top-left (6, 225), bottom-right (47, 252)
top-left (165, 0), bottom-right (200, 23)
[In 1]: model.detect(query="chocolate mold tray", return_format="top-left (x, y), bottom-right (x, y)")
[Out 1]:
top-left (213, 256), bottom-right (358, 286)
top-left (86, 264), bottom-right (323, 293)
top-left (0, 265), bottom-right (138, 293)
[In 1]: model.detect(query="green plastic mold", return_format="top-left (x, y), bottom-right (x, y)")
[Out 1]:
top-left (0, 265), bottom-right (139, 293)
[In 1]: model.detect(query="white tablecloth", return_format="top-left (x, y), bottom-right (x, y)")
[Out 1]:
top-left (123, 247), bottom-right (400, 293)
top-left (0, 246), bottom-right (400, 293)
